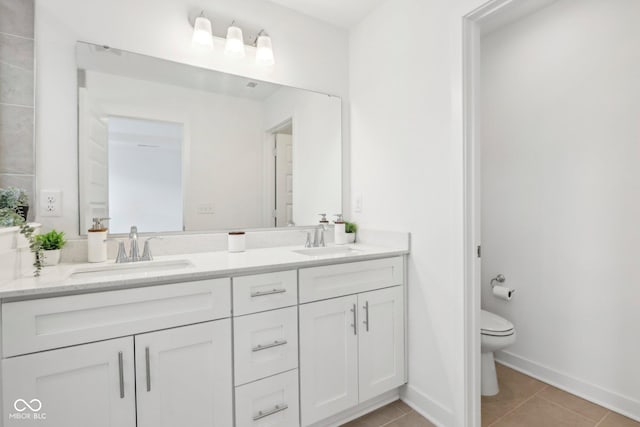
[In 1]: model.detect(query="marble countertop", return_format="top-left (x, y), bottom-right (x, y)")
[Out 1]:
top-left (0, 243), bottom-right (409, 300)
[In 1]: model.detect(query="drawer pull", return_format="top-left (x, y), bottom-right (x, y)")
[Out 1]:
top-left (145, 347), bottom-right (151, 392)
top-left (118, 351), bottom-right (125, 399)
top-left (251, 288), bottom-right (287, 298)
top-left (252, 339), bottom-right (288, 352)
top-left (363, 301), bottom-right (370, 332)
top-left (253, 403), bottom-right (289, 421)
top-left (351, 304), bottom-right (357, 335)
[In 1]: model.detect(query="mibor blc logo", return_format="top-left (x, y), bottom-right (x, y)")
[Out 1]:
top-left (9, 398), bottom-right (47, 421)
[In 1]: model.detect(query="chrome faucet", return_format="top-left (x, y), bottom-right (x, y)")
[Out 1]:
top-left (115, 226), bottom-right (159, 263)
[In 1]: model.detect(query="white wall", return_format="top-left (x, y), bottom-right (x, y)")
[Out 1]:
top-left (85, 70), bottom-right (266, 231)
top-left (481, 0), bottom-right (640, 419)
top-left (35, 0), bottom-right (349, 237)
top-left (264, 87), bottom-right (342, 225)
top-left (349, 0), bottom-right (489, 425)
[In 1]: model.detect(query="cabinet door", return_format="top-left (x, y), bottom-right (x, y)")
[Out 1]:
top-left (135, 320), bottom-right (233, 427)
top-left (358, 286), bottom-right (405, 401)
top-left (2, 337), bottom-right (136, 427)
top-left (299, 295), bottom-right (358, 426)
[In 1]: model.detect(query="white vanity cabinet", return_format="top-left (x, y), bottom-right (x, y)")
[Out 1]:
top-left (1, 279), bottom-right (233, 427)
top-left (2, 337), bottom-right (137, 427)
top-left (299, 258), bottom-right (405, 426)
top-left (1, 254), bottom-right (407, 427)
top-left (134, 321), bottom-right (233, 427)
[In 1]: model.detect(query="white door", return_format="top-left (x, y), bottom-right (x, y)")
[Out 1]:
top-left (299, 295), bottom-right (358, 426)
top-left (358, 286), bottom-right (405, 401)
top-left (2, 337), bottom-right (136, 427)
top-left (78, 88), bottom-right (109, 233)
top-left (135, 320), bottom-right (233, 427)
top-left (275, 133), bottom-right (293, 227)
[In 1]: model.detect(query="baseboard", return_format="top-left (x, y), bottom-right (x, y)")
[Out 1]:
top-left (401, 384), bottom-right (454, 427)
top-left (496, 350), bottom-right (640, 422)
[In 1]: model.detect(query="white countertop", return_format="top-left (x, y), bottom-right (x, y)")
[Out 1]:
top-left (0, 244), bottom-right (408, 300)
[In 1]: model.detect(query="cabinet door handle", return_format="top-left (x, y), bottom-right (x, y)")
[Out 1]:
top-left (251, 288), bottom-right (286, 298)
top-left (118, 351), bottom-right (125, 399)
top-left (145, 347), bottom-right (151, 392)
top-left (363, 301), bottom-right (370, 332)
top-left (350, 304), bottom-right (357, 335)
top-left (252, 339), bottom-right (288, 352)
top-left (253, 403), bottom-right (289, 421)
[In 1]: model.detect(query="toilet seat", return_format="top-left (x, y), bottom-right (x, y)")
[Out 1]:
top-left (481, 310), bottom-right (514, 337)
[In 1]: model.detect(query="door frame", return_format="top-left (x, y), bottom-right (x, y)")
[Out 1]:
top-left (462, 1), bottom-right (538, 426)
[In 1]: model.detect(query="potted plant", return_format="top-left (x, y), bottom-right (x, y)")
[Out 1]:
top-left (35, 230), bottom-right (66, 266)
top-left (345, 221), bottom-right (358, 243)
top-left (0, 187), bottom-right (44, 276)
top-left (0, 187), bottom-right (29, 221)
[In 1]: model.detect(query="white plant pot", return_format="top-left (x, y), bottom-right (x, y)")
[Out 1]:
top-left (0, 226), bottom-right (18, 252)
top-left (346, 233), bottom-right (356, 244)
top-left (42, 249), bottom-right (61, 266)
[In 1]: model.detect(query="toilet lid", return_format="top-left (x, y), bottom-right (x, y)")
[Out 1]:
top-left (481, 310), bottom-right (514, 335)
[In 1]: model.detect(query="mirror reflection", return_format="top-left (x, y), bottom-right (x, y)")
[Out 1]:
top-left (76, 42), bottom-right (342, 235)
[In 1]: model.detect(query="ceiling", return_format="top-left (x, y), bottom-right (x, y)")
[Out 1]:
top-left (266, 0), bottom-right (387, 28)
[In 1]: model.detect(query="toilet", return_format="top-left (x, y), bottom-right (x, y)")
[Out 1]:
top-left (480, 310), bottom-right (516, 396)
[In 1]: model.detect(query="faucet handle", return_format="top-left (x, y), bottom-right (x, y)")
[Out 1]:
top-left (115, 240), bottom-right (129, 263)
top-left (303, 231), bottom-right (312, 248)
top-left (141, 237), bottom-right (161, 261)
top-left (129, 225), bottom-right (138, 239)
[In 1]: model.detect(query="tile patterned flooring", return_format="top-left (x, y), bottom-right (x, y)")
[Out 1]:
top-left (343, 363), bottom-right (640, 427)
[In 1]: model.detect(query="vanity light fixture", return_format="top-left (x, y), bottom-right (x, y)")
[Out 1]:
top-left (255, 30), bottom-right (275, 66)
top-left (192, 11), bottom-right (213, 50)
top-left (225, 21), bottom-right (246, 58)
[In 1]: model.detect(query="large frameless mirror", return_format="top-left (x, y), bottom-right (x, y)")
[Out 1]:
top-left (76, 41), bottom-right (342, 235)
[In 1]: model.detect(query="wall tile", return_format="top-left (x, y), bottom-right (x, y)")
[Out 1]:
top-left (0, 104), bottom-right (34, 174)
top-left (0, 33), bottom-right (34, 70)
top-left (0, 0), bottom-right (34, 39)
top-left (0, 174), bottom-right (34, 220)
top-left (0, 62), bottom-right (34, 106)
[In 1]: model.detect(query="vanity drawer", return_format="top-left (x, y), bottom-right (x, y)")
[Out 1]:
top-left (233, 306), bottom-right (298, 386)
top-left (235, 369), bottom-right (299, 427)
top-left (233, 270), bottom-right (297, 316)
top-left (2, 278), bottom-right (231, 357)
top-left (299, 256), bottom-right (404, 303)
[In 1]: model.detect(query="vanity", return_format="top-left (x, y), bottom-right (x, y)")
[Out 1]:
top-left (0, 16), bottom-right (408, 426)
top-left (0, 243), bottom-right (408, 427)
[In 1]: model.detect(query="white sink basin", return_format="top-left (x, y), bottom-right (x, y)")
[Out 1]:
top-left (292, 246), bottom-right (361, 257)
top-left (70, 259), bottom-right (194, 279)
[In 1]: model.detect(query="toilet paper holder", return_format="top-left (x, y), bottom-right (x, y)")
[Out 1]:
top-left (490, 274), bottom-right (506, 288)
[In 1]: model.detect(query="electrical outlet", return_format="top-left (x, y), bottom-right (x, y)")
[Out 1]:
top-left (40, 190), bottom-right (62, 217)
top-left (196, 203), bottom-right (215, 215)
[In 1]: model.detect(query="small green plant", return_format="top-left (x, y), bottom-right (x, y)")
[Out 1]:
top-left (35, 230), bottom-right (67, 251)
top-left (22, 223), bottom-right (44, 276)
top-left (345, 222), bottom-right (358, 234)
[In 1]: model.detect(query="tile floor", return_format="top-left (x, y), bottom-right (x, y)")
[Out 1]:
top-left (342, 399), bottom-right (435, 427)
top-left (482, 364), bottom-right (640, 427)
top-left (343, 363), bottom-right (640, 427)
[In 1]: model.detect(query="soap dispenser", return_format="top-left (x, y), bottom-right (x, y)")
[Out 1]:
top-left (88, 217), bottom-right (109, 263)
top-left (334, 214), bottom-right (347, 245)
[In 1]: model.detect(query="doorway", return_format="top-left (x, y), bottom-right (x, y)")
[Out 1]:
top-left (464, 0), bottom-right (640, 426)
top-left (271, 120), bottom-right (294, 227)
